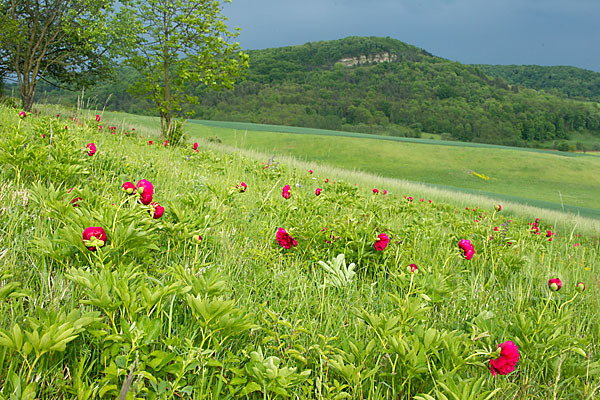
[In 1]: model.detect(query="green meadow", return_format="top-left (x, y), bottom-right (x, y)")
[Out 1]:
top-left (1, 105), bottom-right (600, 398)
top-left (75, 109), bottom-right (600, 218)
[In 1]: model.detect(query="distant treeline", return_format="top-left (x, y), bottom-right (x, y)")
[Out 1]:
top-left (32, 36), bottom-right (600, 147)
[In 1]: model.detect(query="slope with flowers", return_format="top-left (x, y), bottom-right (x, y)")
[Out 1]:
top-left (0, 105), bottom-right (599, 398)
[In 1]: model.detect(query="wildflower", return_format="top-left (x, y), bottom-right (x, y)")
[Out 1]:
top-left (282, 184), bottom-right (291, 199)
top-left (98, 125), bottom-right (102, 130)
top-left (136, 179), bottom-right (154, 205)
top-left (546, 230), bottom-right (553, 237)
top-left (82, 227), bottom-right (107, 251)
top-left (494, 226), bottom-right (499, 231)
top-left (325, 178), bottom-right (329, 183)
top-left (237, 182), bottom-right (247, 192)
top-left (164, 140), bottom-right (168, 147)
top-left (407, 197), bottom-right (413, 202)
top-left (276, 228), bottom-right (297, 249)
top-left (19, 111), bottom-right (26, 118)
top-left (576, 282), bottom-right (586, 292)
top-left (86, 143), bottom-right (96, 156)
top-left (309, 169), bottom-right (313, 174)
top-left (193, 142), bottom-right (199, 151)
top-left (149, 140), bottom-right (153, 145)
top-left (315, 188), bottom-right (322, 196)
top-left (408, 263), bottom-right (418, 274)
top-left (459, 239), bottom-right (475, 260)
top-left (574, 243), bottom-right (580, 247)
top-left (420, 198), bottom-right (424, 202)
top-left (150, 202), bottom-right (164, 219)
top-left (193, 234), bottom-right (203, 243)
top-left (374, 233), bottom-right (389, 251)
top-left (495, 204), bottom-right (502, 212)
top-left (95, 114), bottom-right (101, 122)
top-left (71, 197), bottom-right (82, 207)
top-left (489, 341), bottom-right (519, 377)
top-left (383, 190), bottom-right (387, 195)
top-left (122, 181), bottom-right (136, 194)
top-left (373, 188), bottom-right (379, 194)
top-left (548, 278), bottom-right (562, 291)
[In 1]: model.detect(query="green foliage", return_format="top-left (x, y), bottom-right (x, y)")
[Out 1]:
top-left (1, 105), bottom-right (600, 398)
top-left (121, 0), bottom-right (249, 143)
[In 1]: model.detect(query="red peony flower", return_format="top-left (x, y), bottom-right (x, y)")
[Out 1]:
top-left (325, 178), bottom-right (329, 183)
top-left (576, 282), bottom-right (586, 292)
top-left (490, 341), bottom-right (519, 376)
top-left (276, 228), bottom-right (297, 249)
top-left (164, 140), bottom-right (168, 147)
top-left (136, 179), bottom-right (154, 205)
top-left (193, 142), bottom-right (199, 151)
top-left (309, 169), bottom-right (313, 174)
top-left (459, 239), bottom-right (475, 260)
top-left (82, 227), bottom-right (107, 251)
top-left (150, 202), bottom-right (164, 219)
top-left (86, 143), bottom-right (96, 156)
top-left (95, 114), bottom-right (101, 122)
top-left (373, 188), bottom-right (379, 194)
top-left (19, 111), bottom-right (26, 118)
top-left (383, 190), bottom-right (387, 195)
top-left (149, 140), bottom-right (153, 145)
top-left (495, 204), bottom-right (502, 212)
top-left (71, 197), bottom-right (82, 207)
top-left (282, 184), bottom-right (291, 199)
top-left (407, 196), bottom-right (413, 202)
top-left (122, 181), bottom-right (136, 194)
top-left (374, 233), bottom-right (389, 251)
top-left (494, 226), bottom-right (499, 231)
top-left (408, 263), bottom-right (418, 273)
top-left (237, 182), bottom-right (247, 192)
top-left (315, 188), bottom-right (322, 196)
top-left (548, 278), bottom-right (562, 291)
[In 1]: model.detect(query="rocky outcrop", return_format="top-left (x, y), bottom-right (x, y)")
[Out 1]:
top-left (338, 52), bottom-right (398, 67)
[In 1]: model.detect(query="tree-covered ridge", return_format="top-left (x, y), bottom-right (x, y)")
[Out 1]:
top-left (33, 36), bottom-right (600, 147)
top-left (475, 64), bottom-right (600, 102)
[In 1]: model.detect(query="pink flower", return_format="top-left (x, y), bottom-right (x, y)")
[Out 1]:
top-left (548, 278), bottom-right (562, 291)
top-left (495, 204), bottom-right (502, 212)
top-left (309, 169), bottom-right (313, 174)
top-left (149, 140), bottom-right (153, 145)
top-left (315, 188), bottom-right (322, 196)
top-left (374, 233), bottom-right (389, 251)
top-left (98, 125), bottom-right (102, 130)
top-left (420, 198), bottom-right (424, 202)
top-left (383, 190), bottom-right (387, 195)
top-left (494, 226), bottom-right (499, 231)
top-left (122, 181), bottom-right (136, 194)
top-left (19, 111), bottom-right (26, 118)
top-left (546, 230), bottom-right (553, 237)
top-left (136, 179), bottom-right (154, 205)
top-left (459, 239), bottom-right (475, 260)
top-left (193, 142), bottom-right (199, 151)
top-left (574, 243), bottom-right (580, 247)
top-left (325, 178), bottom-right (329, 183)
top-left (490, 341), bottom-right (519, 377)
top-left (373, 188), bottom-right (379, 194)
top-left (82, 227), bottom-right (107, 251)
top-left (193, 234), bottom-right (203, 243)
top-left (150, 202), bottom-right (164, 219)
top-left (282, 184), bottom-right (291, 199)
top-left (407, 196), bottom-right (413, 202)
top-left (576, 282), bottom-right (586, 292)
top-left (408, 263), bottom-right (418, 273)
top-left (95, 114), bottom-right (101, 122)
top-left (238, 182), bottom-right (247, 192)
top-left (276, 228), bottom-right (297, 249)
top-left (164, 140), bottom-right (168, 147)
top-left (86, 143), bottom-right (96, 156)
top-left (71, 197), bottom-right (82, 207)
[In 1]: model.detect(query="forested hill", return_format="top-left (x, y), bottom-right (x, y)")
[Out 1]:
top-left (475, 64), bottom-right (600, 102)
top-left (35, 36), bottom-right (600, 147)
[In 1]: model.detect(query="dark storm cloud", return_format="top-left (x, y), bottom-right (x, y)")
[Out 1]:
top-left (223, 0), bottom-right (600, 71)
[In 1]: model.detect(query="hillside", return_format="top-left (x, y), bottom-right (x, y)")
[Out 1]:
top-left (33, 36), bottom-right (600, 147)
top-left (475, 64), bottom-right (600, 102)
top-left (1, 105), bottom-right (600, 398)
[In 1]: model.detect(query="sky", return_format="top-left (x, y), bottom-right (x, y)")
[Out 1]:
top-left (223, 0), bottom-right (600, 72)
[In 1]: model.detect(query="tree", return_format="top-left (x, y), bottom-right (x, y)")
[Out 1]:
top-left (0, 0), bottom-right (129, 111)
top-left (122, 0), bottom-right (249, 142)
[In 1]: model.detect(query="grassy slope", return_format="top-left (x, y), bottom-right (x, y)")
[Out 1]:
top-left (2, 105), bottom-right (600, 398)
top-left (187, 120), bottom-right (600, 217)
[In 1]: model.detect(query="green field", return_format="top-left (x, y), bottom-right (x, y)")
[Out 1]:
top-left (3, 104), bottom-right (600, 398)
top-left (187, 120), bottom-right (600, 217)
top-left (37, 106), bottom-right (600, 220)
